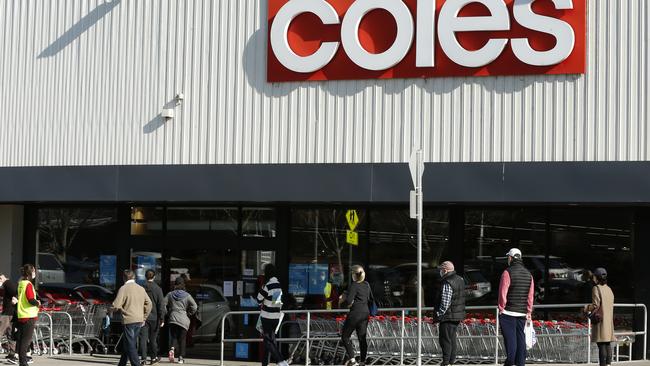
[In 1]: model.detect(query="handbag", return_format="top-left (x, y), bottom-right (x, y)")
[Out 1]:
top-left (587, 285), bottom-right (603, 324)
top-left (366, 282), bottom-right (378, 316)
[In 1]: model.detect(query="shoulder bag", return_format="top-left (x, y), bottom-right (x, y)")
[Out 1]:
top-left (587, 285), bottom-right (603, 325)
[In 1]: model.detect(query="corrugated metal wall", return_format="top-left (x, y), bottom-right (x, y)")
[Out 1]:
top-left (0, 0), bottom-right (648, 166)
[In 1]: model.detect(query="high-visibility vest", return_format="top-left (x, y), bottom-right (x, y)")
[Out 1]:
top-left (17, 280), bottom-right (39, 319)
top-left (324, 282), bottom-right (332, 310)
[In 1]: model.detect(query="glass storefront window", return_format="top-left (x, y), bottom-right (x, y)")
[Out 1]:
top-left (130, 206), bottom-right (163, 235)
top-left (289, 208), bottom-right (365, 309)
top-left (242, 208), bottom-right (276, 238)
top-left (548, 208), bottom-right (634, 303)
top-left (464, 208), bottom-right (546, 305)
top-left (36, 207), bottom-right (119, 302)
top-left (368, 209), bottom-right (449, 307)
top-left (166, 207), bottom-right (238, 235)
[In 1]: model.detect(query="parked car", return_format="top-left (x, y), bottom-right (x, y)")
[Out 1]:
top-left (186, 284), bottom-right (234, 342)
top-left (37, 253), bottom-right (66, 284)
top-left (463, 269), bottom-right (491, 301)
top-left (39, 283), bottom-right (114, 305)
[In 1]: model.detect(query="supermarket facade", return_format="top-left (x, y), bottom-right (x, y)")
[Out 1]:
top-left (0, 0), bottom-right (649, 359)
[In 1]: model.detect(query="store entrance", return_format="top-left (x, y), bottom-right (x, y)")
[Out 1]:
top-left (160, 243), bottom-right (276, 359)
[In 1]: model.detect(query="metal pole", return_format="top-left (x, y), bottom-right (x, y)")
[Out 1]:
top-left (494, 306), bottom-right (499, 366)
top-left (587, 317), bottom-right (592, 364)
top-left (416, 149), bottom-right (423, 366)
top-left (641, 304), bottom-right (648, 361)
top-left (220, 314), bottom-right (226, 366)
top-left (400, 310), bottom-right (405, 366)
top-left (306, 311), bottom-right (311, 366)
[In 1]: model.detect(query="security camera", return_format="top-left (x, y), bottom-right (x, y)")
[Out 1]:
top-left (176, 93), bottom-right (184, 102)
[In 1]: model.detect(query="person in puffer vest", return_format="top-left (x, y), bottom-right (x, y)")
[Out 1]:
top-left (498, 248), bottom-right (535, 366)
top-left (435, 261), bottom-right (466, 366)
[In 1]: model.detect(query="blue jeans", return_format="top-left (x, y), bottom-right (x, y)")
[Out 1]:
top-left (118, 323), bottom-right (142, 366)
top-left (499, 314), bottom-right (526, 366)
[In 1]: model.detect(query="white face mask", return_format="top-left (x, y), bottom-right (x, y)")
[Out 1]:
top-left (439, 270), bottom-right (445, 278)
top-left (31, 271), bottom-right (36, 280)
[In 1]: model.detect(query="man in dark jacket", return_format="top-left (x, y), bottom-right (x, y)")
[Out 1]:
top-left (435, 261), bottom-right (466, 366)
top-left (498, 248), bottom-right (534, 366)
top-left (0, 273), bottom-right (18, 363)
top-left (139, 270), bottom-right (165, 365)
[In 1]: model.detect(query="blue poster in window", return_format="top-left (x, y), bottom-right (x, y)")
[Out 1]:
top-left (288, 264), bottom-right (309, 295)
top-left (136, 256), bottom-right (156, 285)
top-left (235, 343), bottom-right (249, 359)
top-left (308, 264), bottom-right (329, 295)
top-left (99, 255), bottom-right (117, 290)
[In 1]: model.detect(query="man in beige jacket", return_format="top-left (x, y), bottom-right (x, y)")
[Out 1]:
top-left (112, 270), bottom-right (152, 366)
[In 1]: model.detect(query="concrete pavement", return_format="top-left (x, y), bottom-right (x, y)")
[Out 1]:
top-left (17, 354), bottom-right (650, 366)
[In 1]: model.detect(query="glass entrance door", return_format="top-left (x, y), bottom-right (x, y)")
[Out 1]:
top-left (164, 247), bottom-right (276, 359)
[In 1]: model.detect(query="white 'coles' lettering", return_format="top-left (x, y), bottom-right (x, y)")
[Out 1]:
top-left (270, 0), bottom-right (577, 73)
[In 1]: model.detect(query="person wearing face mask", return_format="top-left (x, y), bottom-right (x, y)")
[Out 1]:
top-left (15, 264), bottom-right (40, 366)
top-left (434, 261), bottom-right (466, 366)
top-left (0, 273), bottom-right (19, 363)
top-left (498, 249), bottom-right (535, 366)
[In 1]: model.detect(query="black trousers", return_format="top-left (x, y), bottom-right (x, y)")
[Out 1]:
top-left (597, 342), bottom-right (612, 366)
top-left (261, 318), bottom-right (283, 366)
top-left (139, 319), bottom-right (160, 360)
top-left (439, 321), bottom-right (460, 365)
top-left (118, 323), bottom-right (142, 366)
top-left (15, 319), bottom-right (35, 366)
top-left (341, 311), bottom-right (369, 363)
top-left (168, 324), bottom-right (187, 358)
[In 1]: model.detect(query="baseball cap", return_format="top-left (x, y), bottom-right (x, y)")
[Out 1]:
top-left (593, 267), bottom-right (607, 277)
top-left (506, 248), bottom-right (522, 258)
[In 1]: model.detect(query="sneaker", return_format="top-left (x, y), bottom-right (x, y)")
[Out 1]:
top-left (150, 357), bottom-right (161, 365)
top-left (5, 356), bottom-right (18, 365)
top-left (26, 357), bottom-right (34, 364)
top-left (278, 361), bottom-right (289, 366)
top-left (346, 359), bottom-right (359, 366)
top-left (177, 357), bottom-right (184, 364)
top-left (168, 348), bottom-right (175, 363)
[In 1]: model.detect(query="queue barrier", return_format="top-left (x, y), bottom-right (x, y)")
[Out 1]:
top-left (220, 303), bottom-right (647, 365)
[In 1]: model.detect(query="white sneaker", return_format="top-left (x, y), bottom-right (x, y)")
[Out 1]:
top-left (277, 361), bottom-right (289, 366)
top-left (346, 359), bottom-right (359, 366)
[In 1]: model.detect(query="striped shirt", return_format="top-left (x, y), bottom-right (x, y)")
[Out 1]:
top-left (257, 277), bottom-right (283, 319)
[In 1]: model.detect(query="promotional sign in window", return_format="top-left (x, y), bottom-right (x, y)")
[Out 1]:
top-left (99, 255), bottom-right (117, 290)
top-left (267, 0), bottom-right (586, 81)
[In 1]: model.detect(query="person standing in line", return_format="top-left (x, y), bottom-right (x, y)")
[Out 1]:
top-left (584, 268), bottom-right (615, 366)
top-left (15, 265), bottom-right (40, 366)
top-left (164, 277), bottom-right (197, 364)
top-left (339, 265), bottom-right (373, 366)
top-left (0, 273), bottom-right (19, 363)
top-left (139, 270), bottom-right (165, 365)
top-left (498, 248), bottom-right (534, 366)
top-left (112, 270), bottom-right (153, 366)
top-left (257, 264), bottom-right (289, 366)
top-left (435, 261), bottom-right (466, 366)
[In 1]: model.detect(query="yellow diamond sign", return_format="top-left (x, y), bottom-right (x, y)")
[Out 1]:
top-left (346, 230), bottom-right (358, 246)
top-left (346, 210), bottom-right (359, 231)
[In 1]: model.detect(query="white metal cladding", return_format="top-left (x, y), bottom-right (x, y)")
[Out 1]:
top-left (0, 0), bottom-right (648, 166)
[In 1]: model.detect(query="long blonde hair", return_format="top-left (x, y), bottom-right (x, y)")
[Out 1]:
top-left (351, 265), bottom-right (365, 283)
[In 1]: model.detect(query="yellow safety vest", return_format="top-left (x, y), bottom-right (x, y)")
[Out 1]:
top-left (17, 280), bottom-right (39, 319)
top-left (324, 282), bottom-right (332, 310)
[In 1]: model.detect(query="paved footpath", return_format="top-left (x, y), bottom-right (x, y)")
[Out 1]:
top-left (20, 355), bottom-right (650, 366)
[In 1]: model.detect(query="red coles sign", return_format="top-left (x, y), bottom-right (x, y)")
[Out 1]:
top-left (267, 0), bottom-right (586, 82)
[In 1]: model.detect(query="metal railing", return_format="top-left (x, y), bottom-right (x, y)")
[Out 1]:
top-left (219, 303), bottom-right (647, 366)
